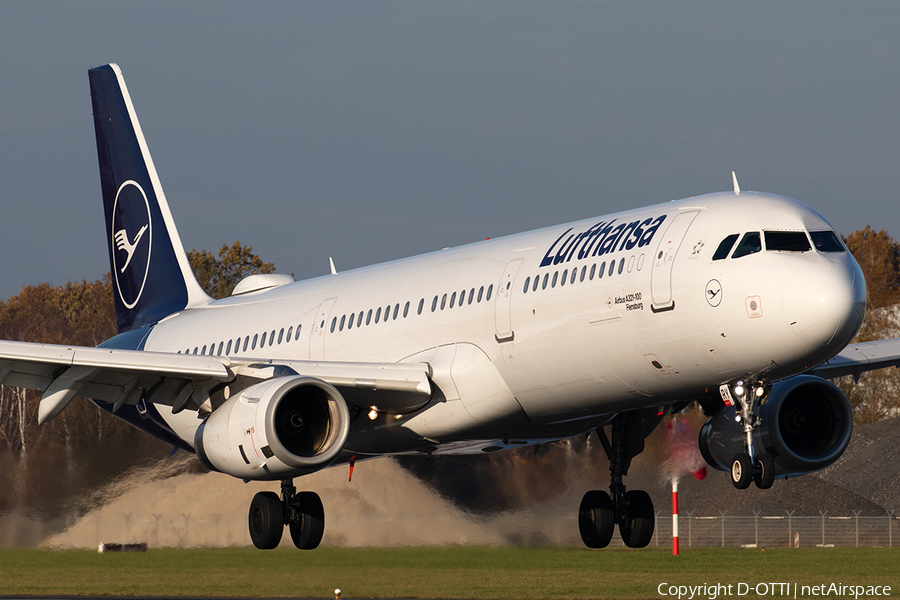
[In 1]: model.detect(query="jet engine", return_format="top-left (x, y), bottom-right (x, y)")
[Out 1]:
top-left (194, 376), bottom-right (350, 480)
top-left (699, 375), bottom-right (852, 479)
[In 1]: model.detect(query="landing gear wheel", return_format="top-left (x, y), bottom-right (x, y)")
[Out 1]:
top-left (579, 490), bottom-right (614, 548)
top-left (249, 491), bottom-right (283, 549)
top-left (618, 490), bottom-right (655, 548)
top-left (731, 453), bottom-right (753, 490)
top-left (753, 453), bottom-right (775, 489)
top-left (289, 491), bottom-right (325, 550)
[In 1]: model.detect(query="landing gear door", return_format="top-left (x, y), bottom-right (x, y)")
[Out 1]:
top-left (309, 297), bottom-right (337, 360)
top-left (650, 211), bottom-right (699, 312)
top-left (494, 258), bottom-right (523, 343)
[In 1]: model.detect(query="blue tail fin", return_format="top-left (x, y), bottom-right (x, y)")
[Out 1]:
top-left (89, 63), bottom-right (211, 333)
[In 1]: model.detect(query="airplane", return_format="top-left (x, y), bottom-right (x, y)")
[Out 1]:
top-left (1, 62), bottom-right (898, 550)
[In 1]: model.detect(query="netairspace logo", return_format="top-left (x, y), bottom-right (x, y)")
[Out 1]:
top-left (657, 582), bottom-right (892, 599)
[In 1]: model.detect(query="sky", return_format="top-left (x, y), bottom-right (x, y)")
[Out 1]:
top-left (1, 2), bottom-right (898, 300)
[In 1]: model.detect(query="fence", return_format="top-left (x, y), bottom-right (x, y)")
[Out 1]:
top-left (45, 510), bottom-right (900, 549)
top-left (640, 511), bottom-right (900, 549)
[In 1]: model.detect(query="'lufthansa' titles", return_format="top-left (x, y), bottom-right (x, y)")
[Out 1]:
top-left (539, 215), bottom-right (667, 268)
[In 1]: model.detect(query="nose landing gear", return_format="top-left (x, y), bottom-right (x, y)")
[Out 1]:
top-left (579, 411), bottom-right (656, 548)
top-left (248, 478), bottom-right (325, 549)
top-left (723, 379), bottom-right (775, 490)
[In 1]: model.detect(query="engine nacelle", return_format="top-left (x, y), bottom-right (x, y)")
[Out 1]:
top-left (699, 375), bottom-right (852, 479)
top-left (194, 376), bottom-right (350, 480)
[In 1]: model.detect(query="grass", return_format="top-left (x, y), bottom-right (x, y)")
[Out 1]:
top-left (0, 546), bottom-right (899, 599)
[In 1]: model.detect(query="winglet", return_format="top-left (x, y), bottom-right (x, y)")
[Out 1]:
top-left (732, 171), bottom-right (741, 196)
top-left (89, 64), bottom-right (212, 333)
top-left (329, 257), bottom-right (338, 275)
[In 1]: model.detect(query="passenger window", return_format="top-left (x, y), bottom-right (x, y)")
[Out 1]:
top-left (487, 285), bottom-right (493, 301)
top-left (765, 231), bottom-right (811, 252)
top-left (810, 231), bottom-right (846, 253)
top-left (618, 258), bottom-right (625, 274)
top-left (384, 305), bottom-right (390, 321)
top-left (278, 328), bottom-right (284, 343)
top-left (598, 261), bottom-right (605, 279)
top-left (193, 347), bottom-right (198, 355)
top-left (243, 336), bottom-right (250, 352)
top-left (295, 325), bottom-right (302, 341)
top-left (713, 234), bottom-right (740, 260)
top-left (339, 315), bottom-right (345, 331)
top-left (261, 332), bottom-right (267, 346)
top-left (367, 309), bottom-right (373, 324)
top-left (328, 319), bottom-right (335, 335)
top-left (418, 298), bottom-right (424, 315)
top-left (270, 330), bottom-right (275, 345)
top-left (580, 266), bottom-right (586, 282)
top-left (441, 294), bottom-right (447, 310)
top-left (348, 314), bottom-right (354, 329)
top-left (590, 264), bottom-right (596, 280)
top-left (431, 297), bottom-right (438, 312)
top-left (571, 269), bottom-right (577, 284)
top-left (450, 292), bottom-right (457, 308)
top-left (226, 340), bottom-right (233, 355)
top-left (468, 288), bottom-right (475, 304)
top-left (459, 290), bottom-right (465, 306)
top-left (609, 261), bottom-right (615, 277)
top-left (201, 345), bottom-right (207, 355)
top-left (524, 277), bottom-right (531, 293)
top-left (217, 342), bottom-right (224, 355)
top-left (252, 334), bottom-right (259, 349)
top-left (542, 273), bottom-right (548, 289)
top-left (404, 301), bottom-right (410, 317)
top-left (358, 311), bottom-right (364, 325)
top-left (287, 327), bottom-right (293, 342)
top-left (393, 304), bottom-right (399, 319)
top-left (551, 272), bottom-right (558, 288)
top-left (375, 307), bottom-right (382, 323)
top-left (561, 269), bottom-right (568, 286)
top-left (732, 232), bottom-right (762, 258)
top-left (532, 276), bottom-right (539, 292)
top-left (478, 286), bottom-right (484, 302)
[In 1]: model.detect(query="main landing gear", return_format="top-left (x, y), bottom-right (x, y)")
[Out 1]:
top-left (248, 478), bottom-right (324, 549)
top-left (579, 412), bottom-right (655, 549)
top-left (723, 379), bottom-right (775, 490)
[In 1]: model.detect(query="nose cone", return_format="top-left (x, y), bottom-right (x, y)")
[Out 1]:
top-left (783, 258), bottom-right (865, 352)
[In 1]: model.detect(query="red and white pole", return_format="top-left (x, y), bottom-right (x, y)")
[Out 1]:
top-left (672, 478), bottom-right (679, 555)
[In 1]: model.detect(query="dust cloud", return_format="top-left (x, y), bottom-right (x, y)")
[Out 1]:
top-left (43, 456), bottom-right (589, 549)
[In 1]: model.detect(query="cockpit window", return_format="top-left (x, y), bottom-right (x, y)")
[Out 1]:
top-left (712, 234), bottom-right (740, 260)
top-left (765, 231), bottom-right (811, 252)
top-left (731, 232), bottom-right (761, 259)
top-left (810, 231), bottom-right (846, 253)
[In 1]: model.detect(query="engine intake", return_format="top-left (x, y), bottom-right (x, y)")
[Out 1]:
top-left (699, 375), bottom-right (852, 478)
top-left (195, 376), bottom-right (350, 480)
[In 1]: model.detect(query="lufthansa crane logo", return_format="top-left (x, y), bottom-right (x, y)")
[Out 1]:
top-left (111, 180), bottom-right (152, 309)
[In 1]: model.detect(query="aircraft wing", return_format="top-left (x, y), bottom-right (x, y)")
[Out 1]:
top-left (809, 337), bottom-right (900, 380)
top-left (0, 339), bottom-right (432, 424)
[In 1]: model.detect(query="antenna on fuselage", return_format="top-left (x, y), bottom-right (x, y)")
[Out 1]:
top-left (329, 257), bottom-right (338, 275)
top-left (732, 171), bottom-right (741, 196)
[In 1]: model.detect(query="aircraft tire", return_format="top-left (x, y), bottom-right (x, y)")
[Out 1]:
top-left (731, 453), bottom-right (753, 489)
top-left (619, 490), bottom-right (655, 548)
top-left (289, 491), bottom-right (325, 550)
top-left (578, 490), bottom-right (614, 548)
top-left (754, 453), bottom-right (775, 489)
top-left (249, 491), bottom-right (284, 549)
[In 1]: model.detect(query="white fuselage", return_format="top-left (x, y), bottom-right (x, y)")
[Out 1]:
top-left (145, 191), bottom-right (865, 456)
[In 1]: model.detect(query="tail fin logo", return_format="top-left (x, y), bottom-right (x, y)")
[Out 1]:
top-left (111, 180), bottom-right (152, 310)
